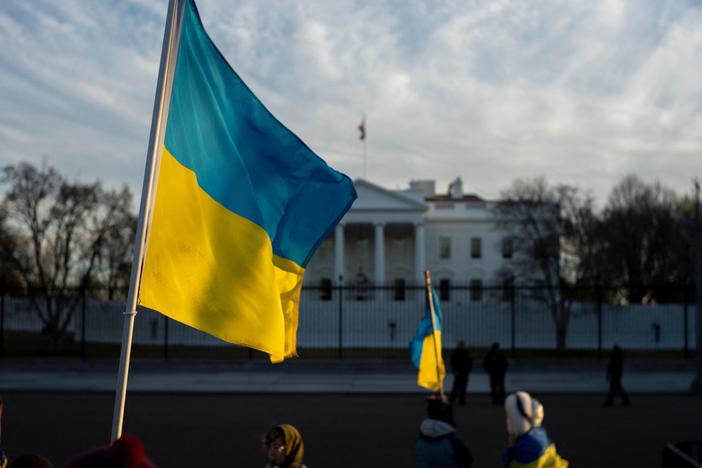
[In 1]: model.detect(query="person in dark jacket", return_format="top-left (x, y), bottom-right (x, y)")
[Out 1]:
top-left (416, 396), bottom-right (473, 468)
top-left (483, 342), bottom-right (508, 404)
top-left (449, 341), bottom-right (472, 406)
top-left (604, 345), bottom-right (630, 407)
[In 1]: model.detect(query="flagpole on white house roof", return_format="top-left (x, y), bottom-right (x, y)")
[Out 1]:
top-left (358, 115), bottom-right (366, 179)
top-left (424, 270), bottom-right (445, 398)
top-left (110, 0), bottom-right (185, 442)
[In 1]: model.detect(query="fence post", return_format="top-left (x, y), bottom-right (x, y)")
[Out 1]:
top-left (597, 284), bottom-right (603, 361)
top-left (510, 284), bottom-right (516, 358)
top-left (338, 275), bottom-right (343, 360)
top-left (0, 289), bottom-right (5, 358)
top-left (684, 282), bottom-right (690, 359)
top-left (80, 288), bottom-right (87, 359)
top-left (164, 315), bottom-right (169, 361)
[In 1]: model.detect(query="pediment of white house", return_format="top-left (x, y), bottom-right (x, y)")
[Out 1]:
top-left (341, 179), bottom-right (427, 226)
top-left (350, 179), bottom-right (427, 212)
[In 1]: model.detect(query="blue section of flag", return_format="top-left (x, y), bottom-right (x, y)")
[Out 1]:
top-left (410, 287), bottom-right (442, 368)
top-left (165, 0), bottom-right (357, 267)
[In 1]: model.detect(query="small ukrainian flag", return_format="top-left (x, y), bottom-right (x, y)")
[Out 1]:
top-left (410, 286), bottom-right (446, 392)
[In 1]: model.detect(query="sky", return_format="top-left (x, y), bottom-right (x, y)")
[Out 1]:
top-left (1, 0), bottom-right (701, 207)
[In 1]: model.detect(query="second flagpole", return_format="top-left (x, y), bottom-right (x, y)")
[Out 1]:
top-left (424, 270), bottom-right (445, 398)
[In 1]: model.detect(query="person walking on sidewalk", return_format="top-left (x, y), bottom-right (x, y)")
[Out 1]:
top-left (604, 345), bottom-right (630, 407)
top-left (416, 396), bottom-right (474, 468)
top-left (483, 343), bottom-right (508, 404)
top-left (449, 341), bottom-right (472, 406)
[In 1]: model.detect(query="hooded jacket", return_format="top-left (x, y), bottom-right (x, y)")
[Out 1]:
top-left (416, 419), bottom-right (473, 468)
top-left (503, 392), bottom-right (568, 468)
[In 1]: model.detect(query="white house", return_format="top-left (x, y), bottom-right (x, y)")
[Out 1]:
top-left (304, 177), bottom-right (515, 296)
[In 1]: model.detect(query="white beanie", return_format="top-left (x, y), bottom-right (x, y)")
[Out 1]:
top-left (504, 391), bottom-right (544, 437)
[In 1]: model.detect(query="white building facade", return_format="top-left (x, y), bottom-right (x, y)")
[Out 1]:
top-left (304, 177), bottom-right (515, 294)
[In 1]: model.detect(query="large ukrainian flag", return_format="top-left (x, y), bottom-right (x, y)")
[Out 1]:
top-left (139, 0), bottom-right (356, 363)
top-left (410, 287), bottom-right (446, 391)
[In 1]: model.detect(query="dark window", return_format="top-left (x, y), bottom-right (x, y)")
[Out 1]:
top-left (439, 237), bottom-right (451, 259)
top-left (471, 237), bottom-right (482, 259)
top-left (394, 278), bottom-right (406, 301)
top-left (439, 279), bottom-right (451, 301)
top-left (502, 237), bottom-right (513, 259)
top-left (470, 279), bottom-right (483, 301)
top-left (320, 278), bottom-right (332, 301)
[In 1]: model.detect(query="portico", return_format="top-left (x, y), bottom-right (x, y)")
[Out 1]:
top-left (306, 179), bottom-right (427, 286)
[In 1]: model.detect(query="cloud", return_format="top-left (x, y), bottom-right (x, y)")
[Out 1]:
top-left (0, 0), bottom-right (700, 207)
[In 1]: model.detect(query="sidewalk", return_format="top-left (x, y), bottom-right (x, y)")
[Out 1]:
top-left (0, 358), bottom-right (695, 394)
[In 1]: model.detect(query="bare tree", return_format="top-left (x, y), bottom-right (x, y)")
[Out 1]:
top-left (95, 187), bottom-right (137, 300)
top-left (0, 162), bottom-right (134, 348)
top-left (597, 175), bottom-right (689, 303)
top-left (494, 177), bottom-right (595, 350)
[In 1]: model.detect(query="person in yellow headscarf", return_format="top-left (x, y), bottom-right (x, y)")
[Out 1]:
top-left (263, 424), bottom-right (306, 468)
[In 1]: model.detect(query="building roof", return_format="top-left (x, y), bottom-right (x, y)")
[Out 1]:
top-left (425, 194), bottom-right (484, 202)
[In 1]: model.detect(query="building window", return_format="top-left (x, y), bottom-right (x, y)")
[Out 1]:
top-left (470, 237), bottom-right (482, 259)
top-left (502, 237), bottom-right (513, 259)
top-left (439, 279), bottom-right (451, 301)
top-left (319, 278), bottom-right (332, 301)
top-left (470, 279), bottom-right (483, 301)
top-left (439, 237), bottom-right (451, 260)
top-left (394, 278), bottom-right (406, 301)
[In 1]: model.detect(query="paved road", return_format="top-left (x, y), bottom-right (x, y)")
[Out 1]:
top-left (0, 358), bottom-right (695, 394)
top-left (1, 392), bottom-right (701, 467)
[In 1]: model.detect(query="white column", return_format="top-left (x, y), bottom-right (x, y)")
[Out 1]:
top-left (374, 222), bottom-right (385, 285)
top-left (334, 223), bottom-right (345, 284)
top-left (414, 221), bottom-right (425, 285)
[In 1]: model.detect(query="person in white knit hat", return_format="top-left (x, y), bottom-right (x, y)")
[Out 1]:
top-left (503, 391), bottom-right (568, 467)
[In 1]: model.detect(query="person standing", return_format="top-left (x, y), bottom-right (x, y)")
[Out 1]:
top-left (604, 345), bottom-right (630, 407)
top-left (483, 342), bottom-right (508, 404)
top-left (416, 396), bottom-right (474, 468)
top-left (449, 341), bottom-right (472, 406)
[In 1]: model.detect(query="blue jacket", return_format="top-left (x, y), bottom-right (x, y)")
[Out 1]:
top-left (416, 419), bottom-right (473, 468)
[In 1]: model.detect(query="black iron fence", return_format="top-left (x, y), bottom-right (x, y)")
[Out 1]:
top-left (0, 284), bottom-right (697, 359)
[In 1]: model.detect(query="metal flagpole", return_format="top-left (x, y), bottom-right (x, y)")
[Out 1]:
top-left (110, 0), bottom-right (185, 441)
top-left (424, 270), bottom-right (445, 398)
top-left (362, 136), bottom-right (367, 180)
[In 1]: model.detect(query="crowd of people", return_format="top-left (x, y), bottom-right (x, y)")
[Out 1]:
top-left (416, 391), bottom-right (569, 468)
top-left (0, 343), bottom-right (631, 467)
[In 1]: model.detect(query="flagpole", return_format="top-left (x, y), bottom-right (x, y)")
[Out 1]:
top-left (362, 137), bottom-right (367, 180)
top-left (110, 0), bottom-right (185, 442)
top-left (360, 114), bottom-right (367, 179)
top-left (424, 270), bottom-right (444, 398)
